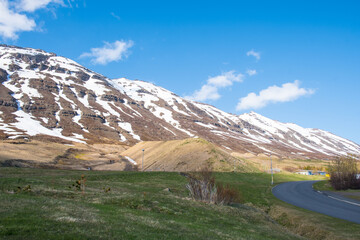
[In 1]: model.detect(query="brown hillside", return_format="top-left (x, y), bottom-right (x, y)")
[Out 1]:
top-left (120, 138), bottom-right (245, 172)
top-left (0, 139), bottom-right (131, 170)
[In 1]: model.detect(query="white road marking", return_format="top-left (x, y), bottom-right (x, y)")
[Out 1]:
top-left (316, 189), bottom-right (360, 207)
top-left (327, 195), bottom-right (360, 207)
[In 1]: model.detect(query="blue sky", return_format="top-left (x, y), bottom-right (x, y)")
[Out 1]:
top-left (1, 0), bottom-right (360, 144)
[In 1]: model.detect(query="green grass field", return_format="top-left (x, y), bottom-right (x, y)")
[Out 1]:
top-left (0, 168), bottom-right (359, 239)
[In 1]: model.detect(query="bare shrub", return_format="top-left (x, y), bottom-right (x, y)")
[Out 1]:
top-left (329, 155), bottom-right (360, 190)
top-left (186, 168), bottom-right (217, 203)
top-left (215, 182), bottom-right (242, 205)
top-left (185, 168), bottom-right (241, 205)
top-left (69, 175), bottom-right (87, 194)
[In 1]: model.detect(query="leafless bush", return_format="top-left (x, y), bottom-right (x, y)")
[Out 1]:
top-left (185, 168), bottom-right (241, 205)
top-left (69, 174), bottom-right (87, 194)
top-left (329, 155), bottom-right (360, 190)
top-left (215, 182), bottom-right (242, 205)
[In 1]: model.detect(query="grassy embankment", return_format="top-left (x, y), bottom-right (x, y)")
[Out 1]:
top-left (314, 180), bottom-right (360, 202)
top-left (1, 168), bottom-right (360, 239)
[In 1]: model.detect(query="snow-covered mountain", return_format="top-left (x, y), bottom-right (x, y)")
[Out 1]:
top-left (0, 45), bottom-right (359, 159)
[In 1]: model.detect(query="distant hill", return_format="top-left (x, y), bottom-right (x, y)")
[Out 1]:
top-left (120, 138), bottom-right (248, 172)
top-left (0, 44), bottom-right (359, 159)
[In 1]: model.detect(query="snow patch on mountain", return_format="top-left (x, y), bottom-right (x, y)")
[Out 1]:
top-left (118, 122), bottom-right (140, 140)
top-left (12, 110), bottom-right (85, 143)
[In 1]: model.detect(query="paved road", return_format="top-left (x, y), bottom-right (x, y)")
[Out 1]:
top-left (272, 181), bottom-right (360, 224)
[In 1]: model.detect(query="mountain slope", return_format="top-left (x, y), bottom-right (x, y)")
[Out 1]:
top-left (120, 138), bottom-right (246, 172)
top-left (0, 44), bottom-right (359, 159)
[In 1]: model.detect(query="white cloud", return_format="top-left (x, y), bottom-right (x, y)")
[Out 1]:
top-left (80, 40), bottom-right (134, 65)
top-left (246, 69), bottom-right (257, 76)
top-left (246, 50), bottom-right (261, 60)
top-left (207, 71), bottom-right (243, 87)
top-left (111, 12), bottom-right (121, 20)
top-left (236, 80), bottom-right (314, 110)
top-left (0, 0), bottom-right (36, 39)
top-left (187, 85), bottom-right (220, 102)
top-left (185, 71), bottom-right (244, 102)
top-left (15, 0), bottom-right (64, 12)
top-left (0, 0), bottom-right (66, 40)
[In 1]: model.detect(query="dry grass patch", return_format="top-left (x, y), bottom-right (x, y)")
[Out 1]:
top-left (232, 152), bottom-right (330, 173)
top-left (121, 138), bottom-right (245, 172)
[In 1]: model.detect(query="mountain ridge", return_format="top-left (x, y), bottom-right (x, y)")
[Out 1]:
top-left (0, 44), bottom-right (359, 159)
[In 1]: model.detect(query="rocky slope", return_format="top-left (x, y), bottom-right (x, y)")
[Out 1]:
top-left (0, 44), bottom-right (359, 159)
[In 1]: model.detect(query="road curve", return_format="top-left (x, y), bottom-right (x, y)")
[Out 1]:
top-left (272, 181), bottom-right (360, 224)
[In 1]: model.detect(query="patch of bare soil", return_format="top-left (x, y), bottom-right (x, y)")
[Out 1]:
top-left (0, 139), bottom-right (135, 170)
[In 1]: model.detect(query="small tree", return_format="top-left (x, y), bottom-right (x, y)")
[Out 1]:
top-left (329, 155), bottom-right (360, 190)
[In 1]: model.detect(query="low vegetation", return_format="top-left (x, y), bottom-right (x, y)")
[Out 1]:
top-left (0, 168), bottom-right (296, 240)
top-left (0, 168), bottom-right (360, 239)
